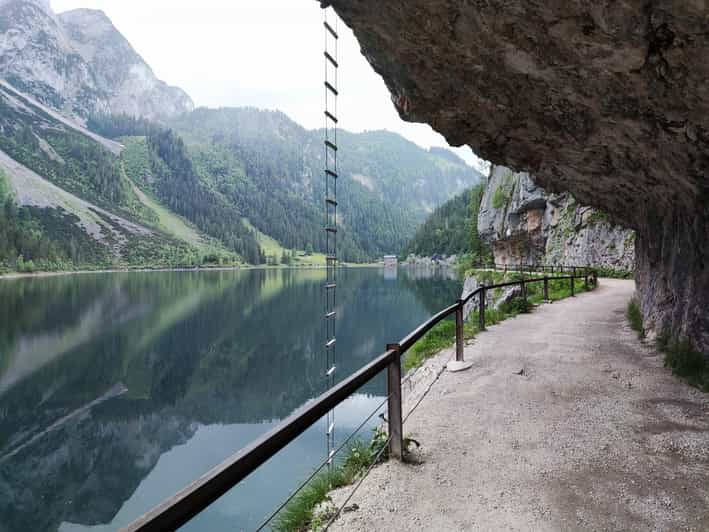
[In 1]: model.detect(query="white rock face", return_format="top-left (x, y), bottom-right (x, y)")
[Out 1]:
top-left (479, 165), bottom-right (635, 271)
top-left (0, 0), bottom-right (193, 120)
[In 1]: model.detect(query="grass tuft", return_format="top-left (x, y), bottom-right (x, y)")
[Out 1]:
top-left (626, 299), bottom-right (645, 339)
top-left (660, 336), bottom-right (709, 392)
top-left (273, 433), bottom-right (388, 532)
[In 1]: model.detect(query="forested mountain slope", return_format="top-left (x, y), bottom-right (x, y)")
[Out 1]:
top-left (0, 82), bottom-right (227, 272)
top-left (166, 107), bottom-right (483, 261)
top-left (0, 84), bottom-right (481, 270)
top-left (402, 185), bottom-right (490, 260)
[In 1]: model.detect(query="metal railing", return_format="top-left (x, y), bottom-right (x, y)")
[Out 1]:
top-left (122, 266), bottom-right (597, 532)
top-left (474, 261), bottom-right (591, 275)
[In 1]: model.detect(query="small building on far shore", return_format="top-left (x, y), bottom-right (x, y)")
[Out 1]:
top-left (383, 255), bottom-right (398, 267)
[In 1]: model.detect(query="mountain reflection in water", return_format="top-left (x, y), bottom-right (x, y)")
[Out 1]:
top-left (0, 267), bottom-right (459, 531)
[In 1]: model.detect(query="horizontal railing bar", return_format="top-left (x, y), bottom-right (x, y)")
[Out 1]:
top-left (122, 349), bottom-right (398, 532)
top-left (399, 302), bottom-right (459, 352)
top-left (460, 287), bottom-right (482, 306)
top-left (459, 274), bottom-right (587, 305)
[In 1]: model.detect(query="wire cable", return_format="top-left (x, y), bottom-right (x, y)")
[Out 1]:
top-left (255, 393), bottom-right (390, 531)
top-left (321, 351), bottom-right (455, 529)
top-left (403, 350), bottom-right (453, 424)
top-left (323, 433), bottom-right (393, 530)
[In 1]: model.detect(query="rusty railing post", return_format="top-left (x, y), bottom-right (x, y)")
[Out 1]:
top-left (447, 300), bottom-right (474, 373)
top-left (455, 300), bottom-right (464, 362)
top-left (521, 277), bottom-right (528, 305)
top-left (385, 343), bottom-right (404, 460)
top-left (570, 275), bottom-right (575, 297)
top-left (479, 288), bottom-right (486, 331)
top-left (543, 276), bottom-right (549, 302)
top-left (584, 273), bottom-right (589, 290)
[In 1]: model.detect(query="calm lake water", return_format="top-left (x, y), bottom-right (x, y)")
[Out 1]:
top-left (0, 267), bottom-right (460, 531)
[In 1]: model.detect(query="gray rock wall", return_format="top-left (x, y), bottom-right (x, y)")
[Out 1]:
top-left (479, 165), bottom-right (635, 271)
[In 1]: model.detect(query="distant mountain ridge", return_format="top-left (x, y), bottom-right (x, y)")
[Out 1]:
top-left (0, 0), bottom-right (193, 120)
top-left (165, 107), bottom-right (483, 260)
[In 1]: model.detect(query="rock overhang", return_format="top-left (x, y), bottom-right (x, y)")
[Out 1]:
top-left (324, 0), bottom-right (709, 353)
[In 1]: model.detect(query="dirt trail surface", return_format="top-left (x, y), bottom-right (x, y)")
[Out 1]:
top-left (329, 279), bottom-right (709, 531)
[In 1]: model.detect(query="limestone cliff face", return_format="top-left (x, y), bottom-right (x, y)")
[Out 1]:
top-left (0, 0), bottom-right (193, 120)
top-left (326, 0), bottom-right (709, 353)
top-left (478, 165), bottom-right (635, 271)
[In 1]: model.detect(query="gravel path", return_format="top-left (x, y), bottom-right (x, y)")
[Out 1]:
top-left (328, 279), bottom-right (709, 531)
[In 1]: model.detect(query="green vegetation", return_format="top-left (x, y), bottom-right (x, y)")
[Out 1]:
top-left (165, 109), bottom-right (482, 262)
top-left (491, 170), bottom-right (516, 210)
top-left (1, 92), bottom-right (483, 271)
top-left (587, 209), bottom-right (611, 225)
top-left (402, 185), bottom-right (492, 264)
top-left (491, 186), bottom-right (508, 209)
top-left (659, 336), bottom-right (709, 392)
top-left (273, 430), bottom-right (389, 532)
top-left (243, 219), bottom-right (327, 267)
top-left (0, 167), bottom-right (112, 272)
top-left (404, 270), bottom-right (593, 372)
top-left (625, 301), bottom-right (708, 392)
top-left (0, 94), bottom-right (154, 225)
top-left (596, 267), bottom-right (634, 279)
top-left (87, 111), bottom-right (482, 264)
top-left (120, 136), bottom-right (237, 259)
top-left (626, 299), bottom-right (645, 338)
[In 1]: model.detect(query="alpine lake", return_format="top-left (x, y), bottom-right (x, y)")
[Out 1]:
top-left (0, 266), bottom-right (461, 531)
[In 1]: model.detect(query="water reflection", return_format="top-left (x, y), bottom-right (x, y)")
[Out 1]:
top-left (0, 267), bottom-right (460, 531)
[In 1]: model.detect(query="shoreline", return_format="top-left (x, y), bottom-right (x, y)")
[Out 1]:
top-left (0, 262), bottom-right (383, 281)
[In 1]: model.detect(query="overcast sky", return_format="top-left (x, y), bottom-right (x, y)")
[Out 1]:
top-left (50, 0), bottom-right (487, 171)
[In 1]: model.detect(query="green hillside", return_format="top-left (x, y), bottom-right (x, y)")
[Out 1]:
top-left (0, 86), bottom-right (235, 272)
top-left (0, 85), bottom-right (482, 272)
top-left (167, 107), bottom-right (483, 261)
top-left (402, 184), bottom-right (491, 261)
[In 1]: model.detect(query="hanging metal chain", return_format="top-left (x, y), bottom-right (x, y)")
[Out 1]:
top-left (323, 7), bottom-right (339, 467)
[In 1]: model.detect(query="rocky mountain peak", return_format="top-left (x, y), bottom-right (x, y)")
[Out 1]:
top-left (0, 0), bottom-right (193, 120)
